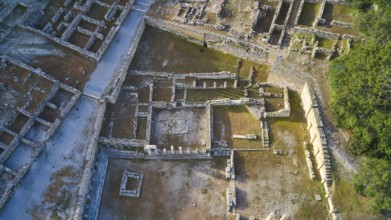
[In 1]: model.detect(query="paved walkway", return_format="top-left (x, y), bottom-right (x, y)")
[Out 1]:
top-left (83, 0), bottom-right (153, 100)
top-left (0, 96), bottom-right (100, 219)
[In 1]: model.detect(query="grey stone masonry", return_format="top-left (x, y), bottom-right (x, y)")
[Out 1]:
top-left (119, 169), bottom-right (143, 197)
top-left (265, 87), bottom-right (291, 117)
top-left (226, 181), bottom-right (237, 213)
top-left (73, 100), bottom-right (107, 220)
top-left (301, 83), bottom-right (332, 186)
top-left (98, 137), bottom-right (147, 148)
top-left (19, 0), bottom-right (135, 62)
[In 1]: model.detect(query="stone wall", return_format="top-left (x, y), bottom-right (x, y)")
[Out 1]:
top-left (293, 27), bottom-right (340, 40)
top-left (130, 70), bottom-right (236, 80)
top-left (206, 103), bottom-right (213, 151)
top-left (301, 83), bottom-right (337, 219)
top-left (314, 0), bottom-right (327, 27)
top-left (73, 100), bottom-right (107, 220)
top-left (265, 87), bottom-right (291, 117)
top-left (19, 0), bottom-right (134, 62)
top-left (98, 137), bottom-right (147, 148)
top-left (301, 83), bottom-right (331, 185)
top-left (145, 16), bottom-right (275, 64)
top-left (105, 19), bottom-right (146, 103)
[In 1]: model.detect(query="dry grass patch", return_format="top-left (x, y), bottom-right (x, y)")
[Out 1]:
top-left (214, 105), bottom-right (262, 148)
top-left (234, 151), bottom-right (328, 219)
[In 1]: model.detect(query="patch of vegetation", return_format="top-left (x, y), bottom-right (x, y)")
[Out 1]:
top-left (331, 168), bottom-right (377, 219)
top-left (317, 37), bottom-right (334, 49)
top-left (331, 4), bottom-right (355, 22)
top-left (330, 0), bottom-right (391, 214)
top-left (330, 38), bottom-right (391, 158)
top-left (214, 106), bottom-right (263, 148)
top-left (238, 60), bottom-right (268, 81)
top-left (42, 165), bottom-right (80, 218)
top-left (354, 158), bottom-right (391, 213)
top-left (186, 88), bottom-right (243, 103)
top-left (131, 26), bottom-right (240, 73)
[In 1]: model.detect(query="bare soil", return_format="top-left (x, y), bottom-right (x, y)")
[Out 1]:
top-left (32, 53), bottom-right (95, 90)
top-left (234, 151), bottom-right (328, 219)
top-left (150, 107), bottom-right (208, 150)
top-left (98, 158), bottom-right (229, 220)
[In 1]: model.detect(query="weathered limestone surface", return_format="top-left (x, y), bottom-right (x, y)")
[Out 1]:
top-left (301, 83), bottom-right (337, 219)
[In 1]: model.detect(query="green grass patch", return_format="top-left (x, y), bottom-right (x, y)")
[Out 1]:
top-left (239, 60), bottom-right (269, 81)
top-left (317, 37), bottom-right (334, 49)
top-left (331, 4), bottom-right (354, 23)
top-left (296, 33), bottom-right (314, 46)
top-left (331, 172), bottom-right (379, 219)
top-left (131, 26), bottom-right (240, 73)
top-left (214, 106), bottom-right (263, 148)
top-left (267, 91), bottom-right (309, 150)
top-left (186, 88), bottom-right (243, 103)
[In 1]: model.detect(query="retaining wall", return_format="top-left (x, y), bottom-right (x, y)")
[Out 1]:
top-left (301, 83), bottom-right (337, 219)
top-left (105, 18), bottom-right (146, 103)
top-left (73, 100), bottom-right (107, 220)
top-left (145, 16), bottom-right (275, 64)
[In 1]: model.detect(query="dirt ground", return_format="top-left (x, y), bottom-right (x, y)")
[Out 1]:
top-left (98, 158), bottom-right (229, 220)
top-left (32, 53), bottom-right (95, 90)
top-left (100, 92), bottom-right (138, 139)
top-left (267, 91), bottom-right (309, 153)
top-left (234, 151), bottom-right (328, 219)
top-left (150, 107), bottom-right (208, 150)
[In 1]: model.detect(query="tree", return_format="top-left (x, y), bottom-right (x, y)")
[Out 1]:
top-left (329, 39), bottom-right (391, 158)
top-left (330, 0), bottom-right (391, 215)
top-left (354, 158), bottom-right (391, 213)
top-left (354, 5), bottom-right (391, 43)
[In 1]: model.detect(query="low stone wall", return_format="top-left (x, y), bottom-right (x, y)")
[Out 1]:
top-left (210, 98), bottom-right (264, 106)
top-left (293, 27), bottom-right (340, 40)
top-left (98, 137), bottom-right (147, 148)
top-left (268, 0), bottom-right (284, 36)
top-left (146, 153), bottom-right (212, 160)
top-left (206, 104), bottom-right (213, 151)
top-left (265, 87), bottom-right (291, 117)
top-left (330, 20), bottom-right (351, 28)
top-left (20, 24), bottom-right (99, 61)
top-left (314, 0), bottom-right (327, 27)
top-left (129, 70), bottom-right (236, 79)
